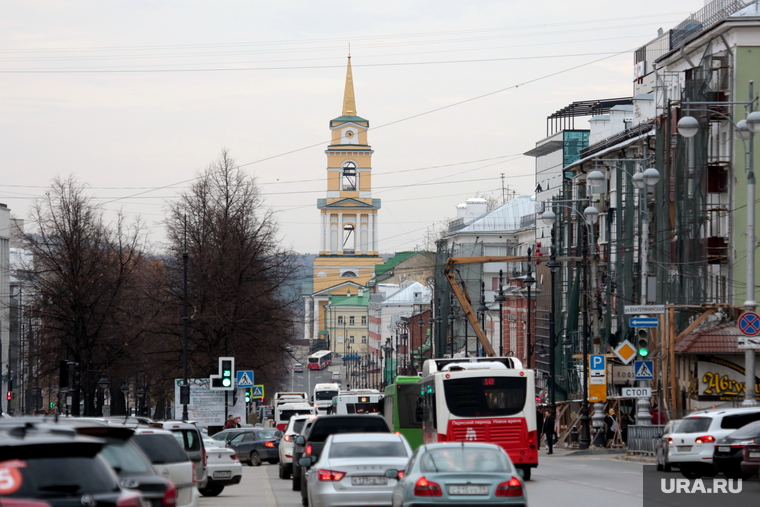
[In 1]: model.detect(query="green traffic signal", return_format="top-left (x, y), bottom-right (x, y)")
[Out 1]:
top-left (638, 348), bottom-right (649, 357)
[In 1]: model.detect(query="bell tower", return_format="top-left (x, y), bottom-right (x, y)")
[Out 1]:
top-left (312, 55), bottom-right (383, 294)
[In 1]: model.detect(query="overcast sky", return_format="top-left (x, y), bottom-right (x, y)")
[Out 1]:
top-left (1, 1), bottom-right (703, 254)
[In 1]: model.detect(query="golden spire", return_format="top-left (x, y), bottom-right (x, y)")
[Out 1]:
top-left (342, 55), bottom-right (357, 116)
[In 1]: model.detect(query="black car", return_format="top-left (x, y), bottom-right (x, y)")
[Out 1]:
top-left (0, 424), bottom-right (144, 507)
top-left (214, 428), bottom-right (280, 466)
top-left (713, 420), bottom-right (760, 479)
top-left (294, 415), bottom-right (392, 506)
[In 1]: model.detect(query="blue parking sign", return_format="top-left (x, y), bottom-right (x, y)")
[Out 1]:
top-left (590, 355), bottom-right (605, 370)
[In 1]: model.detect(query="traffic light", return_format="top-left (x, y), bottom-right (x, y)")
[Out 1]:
top-left (59, 360), bottom-right (69, 389)
top-left (210, 357), bottom-right (235, 391)
top-left (221, 360), bottom-right (233, 388)
top-left (6, 392), bottom-right (11, 401)
top-left (245, 389), bottom-right (251, 404)
top-left (636, 328), bottom-right (650, 357)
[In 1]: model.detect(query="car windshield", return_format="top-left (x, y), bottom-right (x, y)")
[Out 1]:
top-left (678, 417), bottom-right (712, 433)
top-left (420, 448), bottom-right (509, 473)
top-left (728, 420), bottom-right (760, 439)
top-left (1, 456), bottom-right (119, 498)
top-left (132, 434), bottom-right (189, 464)
top-left (330, 441), bottom-right (407, 458)
top-left (308, 418), bottom-right (389, 442)
top-left (316, 391), bottom-right (339, 401)
top-left (444, 377), bottom-right (526, 417)
top-left (99, 437), bottom-right (153, 474)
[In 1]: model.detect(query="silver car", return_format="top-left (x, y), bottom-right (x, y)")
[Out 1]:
top-left (302, 433), bottom-right (412, 507)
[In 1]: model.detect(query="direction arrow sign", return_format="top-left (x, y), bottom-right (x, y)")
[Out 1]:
top-left (251, 385), bottom-right (264, 399)
top-left (634, 360), bottom-right (654, 380)
top-left (613, 340), bottom-right (637, 365)
top-left (629, 317), bottom-right (659, 328)
top-left (738, 336), bottom-right (760, 349)
top-left (624, 305), bottom-right (665, 315)
top-left (236, 370), bottom-right (254, 388)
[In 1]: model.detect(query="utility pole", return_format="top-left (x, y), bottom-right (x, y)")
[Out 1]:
top-left (182, 215), bottom-right (190, 421)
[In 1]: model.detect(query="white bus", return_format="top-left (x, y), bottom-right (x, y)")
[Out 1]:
top-left (273, 391), bottom-right (309, 407)
top-left (274, 402), bottom-right (316, 431)
top-left (307, 350), bottom-right (332, 370)
top-left (420, 357), bottom-right (538, 480)
top-left (332, 389), bottom-right (384, 415)
top-left (313, 383), bottom-right (340, 414)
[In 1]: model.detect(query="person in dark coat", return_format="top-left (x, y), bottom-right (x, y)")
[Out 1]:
top-left (543, 409), bottom-right (555, 455)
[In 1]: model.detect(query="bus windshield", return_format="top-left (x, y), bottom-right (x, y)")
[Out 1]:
top-left (443, 377), bottom-right (527, 417)
top-left (316, 390), bottom-right (339, 401)
top-left (279, 410), bottom-right (313, 420)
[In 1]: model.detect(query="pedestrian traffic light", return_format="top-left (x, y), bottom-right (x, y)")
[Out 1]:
top-left (210, 357), bottom-right (235, 391)
top-left (636, 328), bottom-right (650, 357)
top-left (221, 360), bottom-right (233, 388)
top-left (245, 389), bottom-right (251, 404)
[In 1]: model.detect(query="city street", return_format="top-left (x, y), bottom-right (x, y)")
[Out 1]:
top-left (199, 453), bottom-right (643, 507)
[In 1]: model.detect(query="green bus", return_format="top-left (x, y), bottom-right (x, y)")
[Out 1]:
top-left (383, 376), bottom-right (424, 450)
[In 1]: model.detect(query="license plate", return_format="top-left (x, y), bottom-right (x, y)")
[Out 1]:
top-left (677, 446), bottom-right (692, 452)
top-left (449, 485), bottom-right (488, 495)
top-left (718, 446), bottom-right (731, 453)
top-left (213, 471), bottom-right (232, 478)
top-left (750, 451), bottom-right (760, 458)
top-left (351, 476), bottom-right (387, 486)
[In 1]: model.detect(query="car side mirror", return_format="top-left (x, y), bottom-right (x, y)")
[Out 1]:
top-left (299, 456), bottom-right (315, 467)
top-left (384, 469), bottom-right (399, 479)
top-left (275, 430), bottom-right (283, 438)
top-left (295, 435), bottom-right (306, 446)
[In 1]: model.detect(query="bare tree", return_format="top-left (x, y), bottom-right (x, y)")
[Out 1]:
top-left (165, 150), bottom-right (301, 388)
top-left (22, 176), bottom-right (148, 415)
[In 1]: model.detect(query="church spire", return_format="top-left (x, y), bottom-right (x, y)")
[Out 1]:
top-left (342, 55), bottom-right (357, 116)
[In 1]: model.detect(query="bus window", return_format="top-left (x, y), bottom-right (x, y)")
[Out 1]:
top-left (443, 377), bottom-right (526, 417)
top-left (397, 384), bottom-right (423, 428)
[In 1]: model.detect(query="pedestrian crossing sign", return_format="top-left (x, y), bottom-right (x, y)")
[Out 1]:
top-left (252, 385), bottom-right (264, 399)
top-left (634, 360), bottom-right (654, 380)
top-left (236, 370), bottom-right (254, 387)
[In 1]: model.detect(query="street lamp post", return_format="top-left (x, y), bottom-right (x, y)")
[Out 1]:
top-left (525, 249), bottom-right (535, 368)
top-left (546, 240), bottom-right (562, 416)
top-left (417, 318), bottom-right (424, 371)
top-left (678, 90), bottom-right (760, 407)
top-left (120, 382), bottom-right (130, 416)
top-left (448, 306), bottom-right (456, 358)
top-left (495, 270), bottom-right (507, 356)
top-left (478, 281), bottom-right (488, 357)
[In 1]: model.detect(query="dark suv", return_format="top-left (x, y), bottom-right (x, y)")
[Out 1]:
top-left (0, 423), bottom-right (144, 507)
top-left (293, 415), bottom-right (391, 506)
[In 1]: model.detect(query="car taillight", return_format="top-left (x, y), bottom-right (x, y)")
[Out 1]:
top-left (527, 430), bottom-right (537, 450)
top-left (161, 482), bottom-right (177, 507)
top-left (695, 435), bottom-right (715, 444)
top-left (230, 454), bottom-right (238, 460)
top-left (284, 435), bottom-right (292, 442)
top-left (667, 438), bottom-right (673, 444)
top-left (265, 441), bottom-right (275, 448)
top-left (191, 462), bottom-right (197, 484)
top-left (117, 493), bottom-right (144, 507)
top-left (304, 444), bottom-right (313, 456)
top-left (317, 469), bottom-right (346, 481)
top-left (397, 471), bottom-right (405, 479)
top-left (495, 477), bottom-right (523, 497)
top-left (413, 477), bottom-right (442, 497)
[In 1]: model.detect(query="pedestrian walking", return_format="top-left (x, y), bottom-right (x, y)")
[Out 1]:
top-left (604, 409), bottom-right (618, 446)
top-left (543, 409), bottom-right (555, 455)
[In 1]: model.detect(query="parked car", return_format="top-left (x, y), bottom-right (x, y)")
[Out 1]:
top-left (131, 427), bottom-right (200, 507)
top-left (0, 424), bottom-right (145, 507)
top-left (294, 415), bottom-right (392, 506)
top-left (301, 433), bottom-right (412, 507)
top-left (387, 442), bottom-right (527, 507)
top-left (279, 415), bottom-right (315, 480)
top-left (150, 421), bottom-right (207, 488)
top-left (655, 419), bottom-right (682, 472)
top-left (217, 428), bottom-right (280, 466)
top-left (199, 437), bottom-right (242, 497)
top-left (713, 420), bottom-right (760, 479)
top-left (668, 407), bottom-right (760, 478)
top-left (294, 364), bottom-right (304, 373)
top-left (741, 443), bottom-right (760, 477)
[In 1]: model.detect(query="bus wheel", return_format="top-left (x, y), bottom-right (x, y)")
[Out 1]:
top-left (520, 466), bottom-right (531, 481)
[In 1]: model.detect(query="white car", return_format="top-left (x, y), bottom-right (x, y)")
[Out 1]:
top-left (303, 433), bottom-right (412, 507)
top-left (279, 414), bottom-right (316, 479)
top-left (668, 407), bottom-right (760, 478)
top-left (131, 427), bottom-right (200, 507)
top-left (200, 437), bottom-right (242, 497)
top-left (331, 372), bottom-right (341, 383)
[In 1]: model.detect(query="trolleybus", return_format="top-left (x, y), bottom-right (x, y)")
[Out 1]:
top-left (383, 376), bottom-right (424, 450)
top-left (274, 402), bottom-right (316, 431)
top-left (332, 389), bottom-right (384, 415)
top-left (420, 357), bottom-right (538, 479)
top-left (307, 350), bottom-right (332, 370)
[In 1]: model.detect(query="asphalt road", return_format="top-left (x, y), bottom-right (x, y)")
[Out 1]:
top-left (199, 453), bottom-right (644, 507)
top-left (283, 349), bottom-right (337, 400)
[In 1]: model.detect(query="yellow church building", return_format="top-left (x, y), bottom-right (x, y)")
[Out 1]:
top-left (303, 56), bottom-right (384, 352)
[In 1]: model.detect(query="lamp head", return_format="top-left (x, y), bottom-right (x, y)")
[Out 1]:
top-left (736, 119), bottom-right (751, 141)
top-left (632, 171), bottom-right (645, 190)
top-left (524, 273), bottom-right (536, 288)
top-left (98, 375), bottom-right (109, 388)
top-left (546, 259), bottom-right (561, 273)
top-left (747, 110), bottom-right (760, 134)
top-left (541, 210), bottom-right (557, 226)
top-left (584, 206), bottom-right (599, 225)
top-left (642, 167), bottom-right (660, 187)
top-left (587, 170), bottom-right (605, 185)
top-left (120, 382), bottom-right (129, 395)
top-left (677, 115), bottom-right (700, 138)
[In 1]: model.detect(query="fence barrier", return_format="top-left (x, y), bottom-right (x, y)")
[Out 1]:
top-left (627, 424), bottom-right (664, 453)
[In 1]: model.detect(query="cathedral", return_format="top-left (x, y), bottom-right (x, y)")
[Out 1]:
top-left (303, 56), bottom-right (384, 357)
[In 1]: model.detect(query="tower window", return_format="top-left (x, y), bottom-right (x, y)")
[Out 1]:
top-left (342, 162), bottom-right (357, 191)
top-left (341, 271), bottom-right (357, 277)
